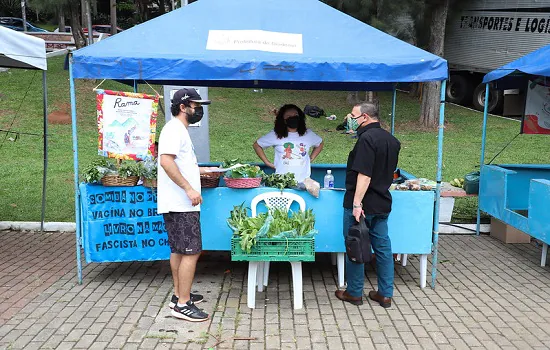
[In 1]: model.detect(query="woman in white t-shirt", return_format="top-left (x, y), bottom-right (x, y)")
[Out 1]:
top-left (253, 104), bottom-right (324, 183)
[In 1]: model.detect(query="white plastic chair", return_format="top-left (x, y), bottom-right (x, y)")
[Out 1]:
top-left (247, 192), bottom-right (306, 309)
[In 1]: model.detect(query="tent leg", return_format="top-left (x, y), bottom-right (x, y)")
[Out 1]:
top-left (69, 57), bottom-right (83, 285)
top-left (41, 71), bottom-right (48, 232)
top-left (431, 80), bottom-right (447, 289)
top-left (476, 83), bottom-right (490, 236)
top-left (133, 80), bottom-right (138, 93)
top-left (391, 84), bottom-right (397, 135)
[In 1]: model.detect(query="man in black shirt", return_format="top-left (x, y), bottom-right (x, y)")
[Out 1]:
top-left (335, 102), bottom-right (401, 308)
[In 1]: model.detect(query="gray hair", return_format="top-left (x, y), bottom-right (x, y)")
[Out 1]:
top-left (355, 101), bottom-right (379, 120)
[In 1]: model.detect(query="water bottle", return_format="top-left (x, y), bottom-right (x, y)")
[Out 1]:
top-left (324, 170), bottom-right (335, 189)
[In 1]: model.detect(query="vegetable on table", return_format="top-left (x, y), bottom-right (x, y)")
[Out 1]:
top-left (228, 205), bottom-right (316, 253)
top-left (262, 173), bottom-right (298, 191)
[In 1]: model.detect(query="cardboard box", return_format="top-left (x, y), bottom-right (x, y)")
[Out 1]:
top-left (490, 218), bottom-right (531, 244)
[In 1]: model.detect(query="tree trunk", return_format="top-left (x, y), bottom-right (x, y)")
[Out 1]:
top-left (347, 92), bottom-right (360, 105)
top-left (420, 0), bottom-right (450, 127)
top-left (80, 0), bottom-right (86, 28)
top-left (409, 83), bottom-right (420, 98)
top-left (69, 0), bottom-right (86, 49)
top-left (84, 0), bottom-right (93, 44)
top-left (58, 7), bottom-right (65, 32)
top-left (365, 91), bottom-right (378, 102)
top-left (110, 0), bottom-right (117, 35)
top-left (159, 0), bottom-right (166, 14)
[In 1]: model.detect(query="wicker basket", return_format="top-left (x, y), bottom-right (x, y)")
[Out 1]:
top-left (224, 177), bottom-right (262, 189)
top-left (101, 175), bottom-right (139, 187)
top-left (200, 173), bottom-right (221, 188)
top-left (142, 177), bottom-right (157, 188)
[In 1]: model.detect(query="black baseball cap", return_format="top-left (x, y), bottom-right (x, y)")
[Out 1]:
top-left (171, 88), bottom-right (211, 106)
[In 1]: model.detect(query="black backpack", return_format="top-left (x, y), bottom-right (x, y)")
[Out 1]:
top-left (304, 105), bottom-right (326, 118)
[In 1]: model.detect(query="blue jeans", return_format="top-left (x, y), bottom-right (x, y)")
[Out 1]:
top-left (343, 208), bottom-right (393, 298)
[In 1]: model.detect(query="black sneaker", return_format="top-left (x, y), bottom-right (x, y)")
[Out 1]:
top-left (169, 293), bottom-right (204, 309)
top-left (171, 301), bottom-right (209, 322)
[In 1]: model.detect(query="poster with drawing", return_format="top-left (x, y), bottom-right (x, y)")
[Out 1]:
top-left (523, 79), bottom-right (550, 135)
top-left (97, 90), bottom-right (159, 160)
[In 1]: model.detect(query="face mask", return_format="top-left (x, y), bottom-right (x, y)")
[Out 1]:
top-left (186, 106), bottom-right (204, 124)
top-left (285, 116), bottom-right (299, 129)
top-left (348, 116), bottom-right (362, 131)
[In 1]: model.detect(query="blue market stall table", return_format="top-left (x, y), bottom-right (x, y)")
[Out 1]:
top-left (477, 43), bottom-right (550, 267)
top-left (80, 180), bottom-right (435, 288)
top-left (69, 0), bottom-right (449, 287)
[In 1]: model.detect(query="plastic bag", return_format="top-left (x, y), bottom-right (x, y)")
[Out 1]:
top-left (303, 178), bottom-right (320, 198)
top-left (255, 215), bottom-right (273, 238)
top-left (464, 171), bottom-right (480, 195)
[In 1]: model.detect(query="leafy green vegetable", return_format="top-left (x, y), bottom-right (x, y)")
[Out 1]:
top-left (82, 158), bottom-right (115, 183)
top-left (118, 161), bottom-right (145, 178)
top-left (82, 158), bottom-right (146, 183)
top-left (228, 205), bottom-right (316, 253)
top-left (225, 165), bottom-right (264, 179)
top-left (262, 173), bottom-right (298, 191)
top-left (222, 158), bottom-right (241, 169)
top-left (142, 158), bottom-right (157, 179)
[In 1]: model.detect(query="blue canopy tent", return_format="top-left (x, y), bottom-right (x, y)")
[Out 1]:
top-left (69, 0), bottom-right (449, 286)
top-left (477, 45), bottom-right (550, 266)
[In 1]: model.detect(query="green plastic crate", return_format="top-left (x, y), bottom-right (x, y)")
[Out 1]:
top-left (231, 236), bottom-right (315, 262)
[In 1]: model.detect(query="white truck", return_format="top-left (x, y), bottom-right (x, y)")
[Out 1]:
top-left (444, 0), bottom-right (550, 114)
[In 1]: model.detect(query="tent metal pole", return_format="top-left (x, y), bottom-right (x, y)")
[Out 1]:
top-left (133, 80), bottom-right (138, 93)
top-left (431, 79), bottom-right (447, 289)
top-left (391, 84), bottom-right (397, 135)
top-left (69, 57), bottom-right (83, 284)
top-left (476, 83), bottom-right (490, 236)
top-left (41, 70), bottom-right (48, 232)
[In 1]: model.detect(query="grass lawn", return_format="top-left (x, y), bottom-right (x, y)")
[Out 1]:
top-left (36, 23), bottom-right (58, 32)
top-left (1, 57), bottom-right (548, 222)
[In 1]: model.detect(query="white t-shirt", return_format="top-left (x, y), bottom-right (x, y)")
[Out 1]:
top-left (257, 129), bottom-right (323, 182)
top-left (157, 119), bottom-right (201, 213)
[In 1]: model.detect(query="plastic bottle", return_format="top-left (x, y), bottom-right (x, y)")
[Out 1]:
top-left (324, 170), bottom-right (335, 189)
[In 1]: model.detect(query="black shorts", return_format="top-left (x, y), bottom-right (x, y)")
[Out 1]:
top-left (163, 212), bottom-right (202, 255)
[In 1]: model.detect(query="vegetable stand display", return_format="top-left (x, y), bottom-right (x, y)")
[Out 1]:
top-left (80, 164), bottom-right (436, 289)
top-left (477, 43), bottom-right (550, 267)
top-left (69, 0), bottom-right (449, 288)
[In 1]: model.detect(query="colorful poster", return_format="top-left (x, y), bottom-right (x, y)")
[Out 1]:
top-left (97, 90), bottom-right (159, 160)
top-left (523, 79), bottom-right (550, 135)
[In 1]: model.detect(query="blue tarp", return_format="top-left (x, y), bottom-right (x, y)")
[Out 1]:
top-left (484, 44), bottom-right (550, 84)
top-left (71, 0), bottom-right (447, 90)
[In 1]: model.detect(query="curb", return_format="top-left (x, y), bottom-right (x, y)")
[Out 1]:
top-left (0, 222), bottom-right (76, 232)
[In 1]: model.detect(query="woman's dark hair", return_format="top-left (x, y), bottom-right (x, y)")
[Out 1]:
top-left (274, 104), bottom-right (307, 139)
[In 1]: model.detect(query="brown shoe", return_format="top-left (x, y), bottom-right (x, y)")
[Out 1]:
top-left (368, 291), bottom-right (391, 308)
top-left (335, 290), bottom-right (363, 306)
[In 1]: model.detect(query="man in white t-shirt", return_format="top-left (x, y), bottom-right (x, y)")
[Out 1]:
top-left (157, 88), bottom-right (212, 322)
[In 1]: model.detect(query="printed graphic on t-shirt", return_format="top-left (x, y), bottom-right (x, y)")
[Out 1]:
top-left (281, 142), bottom-right (306, 167)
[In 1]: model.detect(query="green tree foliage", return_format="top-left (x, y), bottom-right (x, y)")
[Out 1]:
top-left (322, 0), bottom-right (418, 42)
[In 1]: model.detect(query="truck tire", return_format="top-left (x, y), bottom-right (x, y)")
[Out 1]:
top-left (446, 75), bottom-right (472, 105)
top-left (472, 83), bottom-right (504, 113)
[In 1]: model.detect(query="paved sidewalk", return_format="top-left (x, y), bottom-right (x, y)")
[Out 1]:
top-left (1, 231), bottom-right (550, 349)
